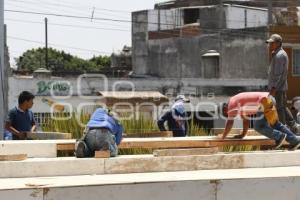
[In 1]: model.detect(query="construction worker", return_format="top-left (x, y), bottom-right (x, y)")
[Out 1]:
top-left (75, 108), bottom-right (123, 158)
top-left (157, 95), bottom-right (189, 137)
top-left (5, 91), bottom-right (36, 140)
top-left (266, 34), bottom-right (300, 133)
top-left (221, 92), bottom-right (300, 150)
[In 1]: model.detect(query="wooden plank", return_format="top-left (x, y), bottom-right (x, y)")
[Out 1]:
top-left (212, 129), bottom-right (259, 136)
top-left (57, 136), bottom-right (275, 152)
top-left (118, 137), bottom-right (274, 149)
top-left (94, 151), bottom-right (110, 158)
top-left (57, 143), bottom-right (75, 151)
top-left (124, 131), bottom-right (173, 138)
top-left (153, 147), bottom-right (219, 157)
top-left (27, 132), bottom-right (71, 140)
top-left (0, 154), bottom-right (27, 161)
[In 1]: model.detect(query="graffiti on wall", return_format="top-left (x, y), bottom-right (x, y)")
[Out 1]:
top-left (36, 81), bottom-right (70, 96)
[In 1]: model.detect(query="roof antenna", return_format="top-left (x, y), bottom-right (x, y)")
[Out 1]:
top-left (91, 7), bottom-right (95, 22)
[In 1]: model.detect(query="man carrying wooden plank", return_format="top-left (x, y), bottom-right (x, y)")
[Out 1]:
top-left (75, 108), bottom-right (123, 158)
top-left (221, 92), bottom-right (300, 150)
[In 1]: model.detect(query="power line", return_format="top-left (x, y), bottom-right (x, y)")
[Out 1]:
top-left (7, 0), bottom-right (130, 19)
top-left (5, 9), bottom-right (134, 24)
top-left (10, 0), bottom-right (132, 13)
top-left (8, 35), bottom-right (112, 54)
top-left (6, 16), bottom-right (269, 39)
top-left (5, 8), bottom-right (270, 27)
top-left (6, 8), bottom-right (278, 40)
top-left (6, 18), bottom-right (130, 32)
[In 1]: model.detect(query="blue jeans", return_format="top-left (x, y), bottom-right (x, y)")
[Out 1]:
top-left (83, 128), bottom-right (118, 157)
top-left (254, 112), bottom-right (299, 146)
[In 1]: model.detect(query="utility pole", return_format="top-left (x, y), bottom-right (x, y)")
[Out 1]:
top-left (0, 0), bottom-right (5, 139)
top-left (45, 17), bottom-right (49, 69)
top-left (268, 0), bottom-right (273, 27)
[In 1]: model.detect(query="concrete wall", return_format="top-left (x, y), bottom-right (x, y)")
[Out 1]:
top-left (220, 30), bottom-right (268, 79)
top-left (143, 30), bottom-right (268, 79)
top-left (132, 10), bottom-right (149, 75)
top-left (3, 167), bottom-right (300, 200)
top-left (8, 76), bottom-right (267, 114)
top-left (147, 34), bottom-right (220, 78)
top-left (199, 6), bottom-right (223, 29)
top-left (225, 5), bottom-right (267, 29)
top-left (132, 6), bottom-right (268, 79)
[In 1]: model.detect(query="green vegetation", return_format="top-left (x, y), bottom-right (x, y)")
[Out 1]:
top-left (189, 116), bottom-right (211, 136)
top-left (42, 112), bottom-right (210, 139)
top-left (42, 112), bottom-right (90, 139)
top-left (222, 145), bottom-right (260, 152)
top-left (16, 47), bottom-right (111, 73)
top-left (42, 112), bottom-right (258, 154)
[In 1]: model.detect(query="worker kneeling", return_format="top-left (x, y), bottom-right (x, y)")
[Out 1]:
top-left (75, 108), bottom-right (123, 158)
top-left (222, 92), bottom-right (300, 150)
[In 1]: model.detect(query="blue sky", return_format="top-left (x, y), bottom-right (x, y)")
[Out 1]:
top-left (5, 0), bottom-right (163, 67)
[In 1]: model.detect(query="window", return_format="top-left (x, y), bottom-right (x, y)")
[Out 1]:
top-left (184, 9), bottom-right (199, 24)
top-left (293, 49), bottom-right (300, 76)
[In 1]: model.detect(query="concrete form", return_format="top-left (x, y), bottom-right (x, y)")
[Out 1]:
top-left (0, 136), bottom-right (275, 157)
top-left (1, 166), bottom-right (300, 199)
top-left (2, 150), bottom-right (300, 178)
top-left (0, 140), bottom-right (60, 158)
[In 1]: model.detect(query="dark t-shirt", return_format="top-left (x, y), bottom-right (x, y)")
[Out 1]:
top-left (6, 107), bottom-right (36, 140)
top-left (157, 111), bottom-right (188, 137)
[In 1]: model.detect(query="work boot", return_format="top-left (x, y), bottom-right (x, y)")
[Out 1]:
top-left (275, 134), bottom-right (286, 149)
top-left (75, 140), bottom-right (87, 158)
top-left (289, 141), bottom-right (300, 151)
top-left (292, 123), bottom-right (300, 135)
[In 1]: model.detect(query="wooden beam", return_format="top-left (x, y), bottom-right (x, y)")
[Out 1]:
top-left (153, 147), bottom-right (219, 157)
top-left (94, 151), bottom-right (110, 158)
top-left (0, 154), bottom-right (27, 161)
top-left (57, 143), bottom-right (75, 151)
top-left (119, 136), bottom-right (274, 149)
top-left (57, 136), bottom-right (275, 152)
top-left (124, 131), bottom-right (173, 138)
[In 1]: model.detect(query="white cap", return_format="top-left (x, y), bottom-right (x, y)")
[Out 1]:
top-left (175, 95), bottom-right (190, 103)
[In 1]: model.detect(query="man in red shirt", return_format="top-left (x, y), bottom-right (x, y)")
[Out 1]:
top-left (221, 92), bottom-right (300, 150)
top-left (222, 92), bottom-right (268, 139)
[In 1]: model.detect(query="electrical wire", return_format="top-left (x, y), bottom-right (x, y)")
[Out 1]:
top-left (6, 18), bottom-right (130, 32)
top-left (8, 36), bottom-right (112, 54)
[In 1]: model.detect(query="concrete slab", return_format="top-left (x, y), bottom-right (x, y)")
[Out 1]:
top-left (1, 189), bottom-right (43, 200)
top-left (0, 140), bottom-right (59, 158)
top-left (153, 147), bottom-right (219, 156)
top-left (0, 136), bottom-right (275, 157)
top-left (0, 157), bottom-right (105, 178)
top-left (2, 150), bottom-right (300, 178)
top-left (1, 167), bottom-right (300, 199)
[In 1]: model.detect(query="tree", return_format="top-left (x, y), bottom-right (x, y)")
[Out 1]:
top-left (15, 47), bottom-right (111, 73)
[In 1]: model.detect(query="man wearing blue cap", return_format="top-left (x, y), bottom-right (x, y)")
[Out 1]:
top-left (75, 108), bottom-right (123, 158)
top-left (157, 95), bottom-right (189, 137)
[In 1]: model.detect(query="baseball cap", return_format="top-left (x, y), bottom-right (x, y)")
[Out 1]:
top-left (175, 95), bottom-right (190, 103)
top-left (266, 34), bottom-right (282, 43)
